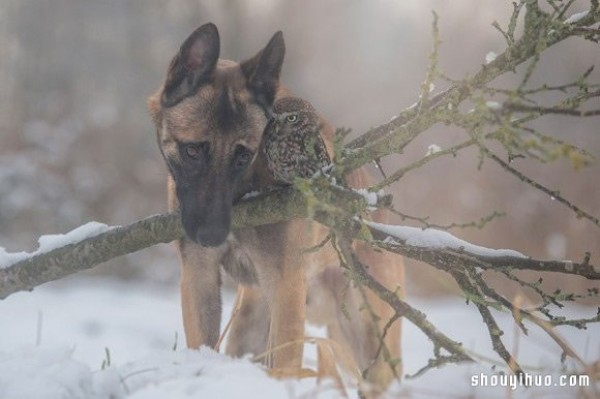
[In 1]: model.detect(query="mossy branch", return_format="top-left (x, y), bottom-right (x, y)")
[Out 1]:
top-left (0, 187), bottom-right (305, 300)
top-left (341, 3), bottom-right (600, 172)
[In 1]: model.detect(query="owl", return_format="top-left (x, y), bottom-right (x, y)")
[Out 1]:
top-left (263, 97), bottom-right (331, 185)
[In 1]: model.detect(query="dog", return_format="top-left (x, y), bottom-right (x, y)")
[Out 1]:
top-left (148, 23), bottom-right (404, 390)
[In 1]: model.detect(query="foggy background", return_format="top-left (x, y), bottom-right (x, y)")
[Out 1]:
top-left (1, 0), bottom-right (598, 298)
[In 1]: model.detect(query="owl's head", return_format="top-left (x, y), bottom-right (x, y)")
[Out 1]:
top-left (271, 96), bottom-right (319, 133)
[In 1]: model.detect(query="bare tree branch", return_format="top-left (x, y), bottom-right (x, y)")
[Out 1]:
top-left (341, 6), bottom-right (600, 172)
top-left (502, 99), bottom-right (600, 117)
top-left (481, 146), bottom-right (600, 228)
top-left (0, 187), bottom-right (306, 300)
top-left (332, 234), bottom-right (473, 375)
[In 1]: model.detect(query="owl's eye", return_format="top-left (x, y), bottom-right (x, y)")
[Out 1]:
top-left (286, 114), bottom-right (299, 124)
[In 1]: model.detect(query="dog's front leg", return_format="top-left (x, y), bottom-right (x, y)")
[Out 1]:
top-left (266, 263), bottom-right (306, 369)
top-left (178, 238), bottom-right (223, 349)
top-left (251, 222), bottom-right (307, 369)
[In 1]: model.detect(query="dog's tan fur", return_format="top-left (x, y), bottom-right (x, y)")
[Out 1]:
top-left (148, 23), bottom-right (404, 390)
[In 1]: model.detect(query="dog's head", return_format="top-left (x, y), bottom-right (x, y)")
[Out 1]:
top-left (149, 23), bottom-right (285, 246)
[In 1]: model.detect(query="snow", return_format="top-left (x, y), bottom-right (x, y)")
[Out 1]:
top-left (425, 144), bottom-right (442, 156)
top-left (564, 10), bottom-right (589, 24)
top-left (486, 101), bottom-right (502, 111)
top-left (406, 101), bottom-right (419, 111)
top-left (0, 282), bottom-right (345, 399)
top-left (0, 222), bottom-right (115, 269)
top-left (367, 221), bottom-right (527, 258)
top-left (0, 345), bottom-right (343, 399)
top-left (0, 280), bottom-right (597, 398)
top-left (241, 190), bottom-right (260, 200)
top-left (485, 51), bottom-right (497, 64)
top-left (353, 188), bottom-right (378, 206)
top-left (0, 346), bottom-right (95, 399)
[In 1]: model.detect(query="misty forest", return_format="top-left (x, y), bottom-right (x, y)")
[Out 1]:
top-left (1, 1), bottom-right (599, 398)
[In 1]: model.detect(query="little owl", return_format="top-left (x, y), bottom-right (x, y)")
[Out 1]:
top-left (263, 96), bottom-right (331, 184)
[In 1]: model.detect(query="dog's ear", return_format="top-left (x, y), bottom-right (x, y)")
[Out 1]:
top-left (161, 23), bottom-right (220, 107)
top-left (240, 31), bottom-right (285, 108)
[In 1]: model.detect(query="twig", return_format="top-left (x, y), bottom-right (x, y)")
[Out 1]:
top-left (502, 101), bottom-right (600, 117)
top-left (387, 208), bottom-right (505, 231)
top-left (330, 234), bottom-right (401, 381)
top-left (215, 285), bottom-right (245, 352)
top-left (481, 146), bottom-right (600, 228)
top-left (371, 139), bottom-right (475, 191)
top-left (332, 234), bottom-right (473, 375)
top-left (450, 268), bottom-right (524, 377)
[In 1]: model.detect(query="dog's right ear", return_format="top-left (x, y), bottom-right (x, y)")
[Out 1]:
top-left (161, 23), bottom-right (220, 107)
top-left (240, 31), bottom-right (285, 109)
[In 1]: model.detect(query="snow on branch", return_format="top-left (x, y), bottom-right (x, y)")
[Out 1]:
top-left (361, 218), bottom-right (599, 375)
top-left (366, 221), bottom-right (600, 280)
top-left (0, 222), bottom-right (117, 268)
top-left (367, 222), bottom-right (526, 259)
top-left (0, 187), bottom-right (306, 300)
top-left (0, 213), bottom-right (180, 300)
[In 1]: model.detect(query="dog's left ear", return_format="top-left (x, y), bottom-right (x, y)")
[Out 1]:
top-left (241, 31), bottom-right (285, 108)
top-left (161, 23), bottom-right (221, 107)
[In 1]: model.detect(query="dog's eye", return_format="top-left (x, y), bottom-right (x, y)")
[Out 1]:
top-left (183, 142), bottom-right (208, 160)
top-left (185, 145), bottom-right (199, 159)
top-left (286, 114), bottom-right (299, 124)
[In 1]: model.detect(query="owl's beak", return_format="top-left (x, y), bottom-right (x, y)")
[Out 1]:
top-left (265, 116), bottom-right (281, 135)
top-left (272, 118), bottom-right (281, 133)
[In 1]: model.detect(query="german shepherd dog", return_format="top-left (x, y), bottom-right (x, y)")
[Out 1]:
top-left (148, 23), bottom-right (404, 389)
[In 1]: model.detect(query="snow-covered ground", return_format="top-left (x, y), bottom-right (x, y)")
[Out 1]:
top-left (0, 278), bottom-right (598, 398)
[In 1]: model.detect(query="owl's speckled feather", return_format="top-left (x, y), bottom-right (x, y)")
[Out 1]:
top-left (263, 97), bottom-right (331, 184)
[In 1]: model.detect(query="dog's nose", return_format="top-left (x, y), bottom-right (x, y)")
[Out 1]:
top-left (196, 226), bottom-right (229, 247)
